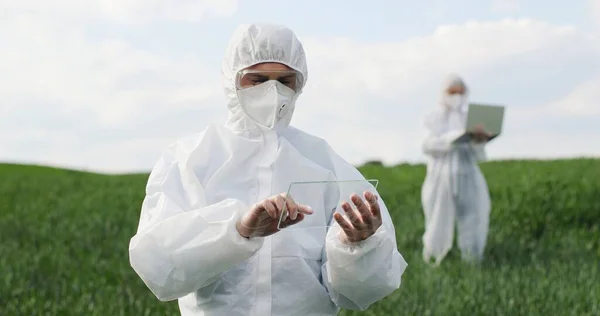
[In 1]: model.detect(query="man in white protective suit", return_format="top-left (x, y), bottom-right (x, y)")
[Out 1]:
top-left (128, 23), bottom-right (407, 316)
top-left (421, 74), bottom-right (492, 265)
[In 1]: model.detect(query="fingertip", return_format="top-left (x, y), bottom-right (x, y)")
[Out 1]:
top-left (304, 205), bottom-right (314, 214)
top-left (286, 213), bottom-right (305, 226)
top-left (342, 202), bottom-right (354, 213)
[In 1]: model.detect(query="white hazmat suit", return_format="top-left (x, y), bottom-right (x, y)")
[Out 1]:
top-left (421, 75), bottom-right (491, 265)
top-left (128, 23), bottom-right (407, 316)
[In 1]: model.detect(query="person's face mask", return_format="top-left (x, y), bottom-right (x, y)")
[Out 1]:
top-left (237, 80), bottom-right (297, 129)
top-left (445, 93), bottom-right (466, 109)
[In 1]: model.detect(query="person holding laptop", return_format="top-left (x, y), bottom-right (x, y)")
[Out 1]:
top-left (420, 74), bottom-right (492, 265)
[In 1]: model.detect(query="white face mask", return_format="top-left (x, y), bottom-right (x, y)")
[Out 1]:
top-left (445, 94), bottom-right (466, 109)
top-left (237, 80), bottom-right (297, 129)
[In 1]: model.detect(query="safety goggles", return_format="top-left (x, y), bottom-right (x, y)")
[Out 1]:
top-left (235, 69), bottom-right (304, 92)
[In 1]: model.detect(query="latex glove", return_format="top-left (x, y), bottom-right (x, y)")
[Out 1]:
top-left (334, 191), bottom-right (382, 244)
top-left (470, 124), bottom-right (492, 143)
top-left (236, 193), bottom-right (314, 238)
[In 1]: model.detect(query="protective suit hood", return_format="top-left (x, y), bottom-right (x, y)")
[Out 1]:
top-left (438, 73), bottom-right (469, 112)
top-left (221, 23), bottom-right (308, 134)
top-left (425, 74), bottom-right (470, 134)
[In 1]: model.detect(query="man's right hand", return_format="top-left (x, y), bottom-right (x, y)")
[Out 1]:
top-left (236, 193), bottom-right (314, 238)
top-left (471, 124), bottom-right (492, 143)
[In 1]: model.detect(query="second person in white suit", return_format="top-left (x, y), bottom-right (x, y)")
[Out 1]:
top-left (421, 74), bottom-right (492, 265)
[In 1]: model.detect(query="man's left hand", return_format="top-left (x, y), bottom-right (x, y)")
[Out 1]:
top-left (334, 191), bottom-right (382, 244)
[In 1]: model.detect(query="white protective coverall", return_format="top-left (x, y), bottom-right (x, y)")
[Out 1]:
top-left (128, 23), bottom-right (407, 316)
top-left (421, 75), bottom-right (491, 265)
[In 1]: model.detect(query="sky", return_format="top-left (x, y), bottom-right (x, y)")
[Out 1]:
top-left (1, 0), bottom-right (599, 173)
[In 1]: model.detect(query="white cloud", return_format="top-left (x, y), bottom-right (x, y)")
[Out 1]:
top-left (293, 18), bottom-right (600, 165)
top-left (0, 9), bottom-right (229, 172)
top-left (1, 8), bottom-right (599, 172)
top-left (301, 18), bottom-right (587, 101)
top-left (591, 0), bottom-right (600, 29)
top-left (0, 0), bottom-right (238, 23)
top-left (592, 0), bottom-right (600, 15)
top-left (0, 15), bottom-right (223, 128)
top-left (547, 78), bottom-right (600, 116)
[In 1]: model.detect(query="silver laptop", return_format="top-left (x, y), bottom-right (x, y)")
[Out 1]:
top-left (453, 103), bottom-right (505, 143)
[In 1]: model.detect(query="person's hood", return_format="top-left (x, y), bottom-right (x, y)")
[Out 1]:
top-left (438, 73), bottom-right (469, 112)
top-left (221, 23), bottom-right (308, 134)
top-left (425, 74), bottom-right (470, 133)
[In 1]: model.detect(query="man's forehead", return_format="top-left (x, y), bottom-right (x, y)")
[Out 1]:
top-left (246, 72), bottom-right (296, 78)
top-left (247, 62), bottom-right (293, 71)
top-left (447, 85), bottom-right (465, 91)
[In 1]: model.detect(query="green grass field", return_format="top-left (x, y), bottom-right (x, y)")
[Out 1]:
top-left (1, 158), bottom-right (599, 315)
